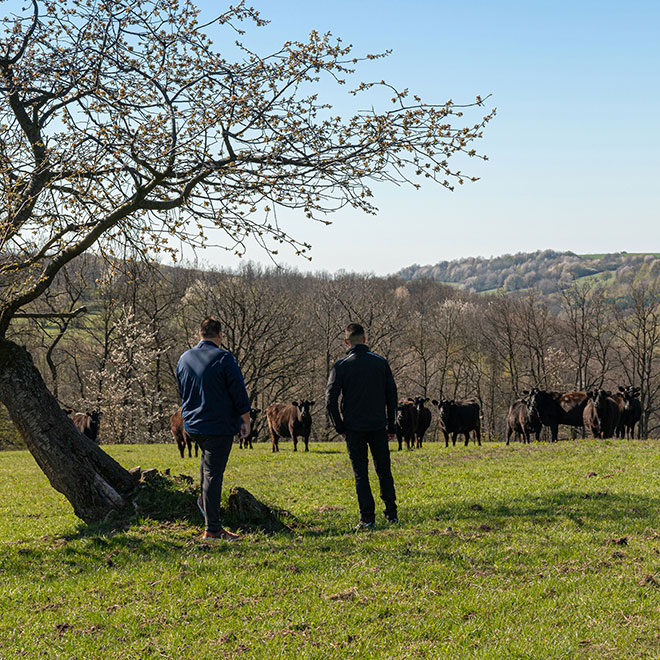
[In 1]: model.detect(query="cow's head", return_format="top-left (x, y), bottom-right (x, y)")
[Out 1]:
top-left (250, 408), bottom-right (261, 422)
top-left (593, 389), bottom-right (611, 413)
top-left (527, 388), bottom-right (559, 425)
top-left (431, 398), bottom-right (454, 419)
top-left (413, 396), bottom-right (430, 411)
top-left (295, 400), bottom-right (314, 421)
top-left (629, 387), bottom-right (640, 406)
top-left (396, 400), bottom-right (415, 425)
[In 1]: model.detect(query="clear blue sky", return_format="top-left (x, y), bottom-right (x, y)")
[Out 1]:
top-left (190, 0), bottom-right (660, 274)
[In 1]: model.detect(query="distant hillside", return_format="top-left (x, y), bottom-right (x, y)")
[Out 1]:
top-left (398, 251), bottom-right (660, 294)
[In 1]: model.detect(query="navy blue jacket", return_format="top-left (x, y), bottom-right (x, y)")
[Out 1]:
top-left (325, 344), bottom-right (398, 435)
top-left (176, 341), bottom-right (251, 436)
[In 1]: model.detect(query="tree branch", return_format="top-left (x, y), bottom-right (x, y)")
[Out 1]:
top-left (13, 306), bottom-right (87, 319)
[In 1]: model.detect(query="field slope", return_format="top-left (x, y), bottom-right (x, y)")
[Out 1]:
top-left (1, 440), bottom-right (658, 658)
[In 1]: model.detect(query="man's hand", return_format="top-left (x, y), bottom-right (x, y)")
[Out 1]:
top-left (239, 411), bottom-right (251, 439)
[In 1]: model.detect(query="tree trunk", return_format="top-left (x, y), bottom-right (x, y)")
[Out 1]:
top-left (0, 339), bottom-right (135, 523)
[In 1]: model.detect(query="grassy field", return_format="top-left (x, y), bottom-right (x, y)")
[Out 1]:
top-left (0, 439), bottom-right (658, 659)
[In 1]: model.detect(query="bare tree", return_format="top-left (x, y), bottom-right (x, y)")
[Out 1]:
top-left (180, 265), bottom-right (305, 409)
top-left (518, 290), bottom-right (559, 388)
top-left (613, 283), bottom-right (660, 437)
top-left (559, 283), bottom-right (613, 390)
top-left (479, 294), bottom-right (524, 395)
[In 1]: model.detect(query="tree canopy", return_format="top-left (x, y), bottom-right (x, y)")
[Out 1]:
top-left (0, 0), bottom-right (493, 336)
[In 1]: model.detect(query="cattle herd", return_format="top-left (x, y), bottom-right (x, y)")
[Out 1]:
top-left (61, 385), bottom-right (643, 456)
top-left (518, 385), bottom-right (642, 442)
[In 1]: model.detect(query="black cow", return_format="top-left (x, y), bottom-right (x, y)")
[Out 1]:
top-left (396, 399), bottom-right (418, 451)
top-left (616, 386), bottom-right (641, 439)
top-left (525, 388), bottom-right (588, 442)
top-left (266, 400), bottom-right (314, 452)
top-left (583, 389), bottom-right (620, 439)
top-left (413, 397), bottom-right (432, 449)
top-left (505, 399), bottom-right (541, 445)
top-left (71, 410), bottom-right (101, 442)
top-left (239, 408), bottom-right (261, 449)
top-left (431, 399), bottom-right (481, 447)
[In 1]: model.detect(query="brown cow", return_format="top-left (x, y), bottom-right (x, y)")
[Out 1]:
top-left (266, 400), bottom-right (314, 452)
top-left (431, 398), bottom-right (481, 447)
top-left (170, 408), bottom-right (198, 459)
top-left (70, 410), bottom-right (101, 442)
top-left (396, 399), bottom-right (418, 451)
top-left (505, 400), bottom-right (541, 445)
top-left (583, 389), bottom-right (620, 439)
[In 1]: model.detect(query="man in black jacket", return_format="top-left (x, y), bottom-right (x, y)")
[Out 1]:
top-left (326, 323), bottom-right (398, 529)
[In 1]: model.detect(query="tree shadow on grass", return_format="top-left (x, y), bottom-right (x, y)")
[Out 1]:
top-left (192, 486), bottom-right (659, 543)
top-left (409, 489), bottom-right (660, 533)
top-left (0, 473), bottom-right (299, 577)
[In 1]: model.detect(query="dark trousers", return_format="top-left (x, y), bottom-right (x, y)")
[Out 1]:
top-left (190, 434), bottom-right (233, 533)
top-left (345, 429), bottom-right (397, 523)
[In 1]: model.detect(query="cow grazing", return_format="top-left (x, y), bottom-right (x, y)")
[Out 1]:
top-left (431, 399), bottom-right (481, 447)
top-left (266, 400), bottom-right (314, 452)
top-left (413, 397), bottom-right (432, 449)
top-left (525, 388), bottom-right (588, 442)
top-left (616, 386), bottom-right (641, 439)
top-left (396, 399), bottom-right (418, 451)
top-left (505, 399), bottom-right (541, 445)
top-left (240, 408), bottom-right (261, 449)
top-left (583, 389), bottom-right (620, 439)
top-left (170, 408), bottom-right (198, 459)
top-left (71, 410), bottom-right (101, 442)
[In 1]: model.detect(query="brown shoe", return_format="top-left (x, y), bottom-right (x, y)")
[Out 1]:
top-left (202, 528), bottom-right (240, 542)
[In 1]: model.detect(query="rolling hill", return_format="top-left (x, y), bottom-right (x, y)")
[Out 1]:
top-left (397, 250), bottom-right (660, 294)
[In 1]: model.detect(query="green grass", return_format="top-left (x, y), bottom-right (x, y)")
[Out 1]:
top-left (1, 440), bottom-right (659, 658)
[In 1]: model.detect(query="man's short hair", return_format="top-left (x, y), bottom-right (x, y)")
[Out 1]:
top-left (345, 322), bottom-right (366, 345)
top-left (200, 317), bottom-right (222, 338)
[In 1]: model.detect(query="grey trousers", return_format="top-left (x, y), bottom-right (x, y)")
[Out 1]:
top-left (190, 434), bottom-right (233, 533)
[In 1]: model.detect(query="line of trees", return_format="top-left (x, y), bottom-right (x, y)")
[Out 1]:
top-left (5, 256), bottom-right (658, 446)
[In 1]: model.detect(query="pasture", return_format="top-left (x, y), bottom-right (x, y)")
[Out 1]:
top-left (1, 439), bottom-right (658, 658)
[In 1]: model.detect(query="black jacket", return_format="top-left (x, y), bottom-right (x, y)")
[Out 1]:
top-left (325, 344), bottom-right (398, 434)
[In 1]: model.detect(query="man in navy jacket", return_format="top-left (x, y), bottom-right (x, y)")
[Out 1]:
top-left (177, 317), bottom-right (251, 541)
top-left (326, 323), bottom-right (398, 529)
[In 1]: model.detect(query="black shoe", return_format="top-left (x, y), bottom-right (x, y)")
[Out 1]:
top-left (354, 520), bottom-right (375, 531)
top-left (386, 516), bottom-right (399, 524)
